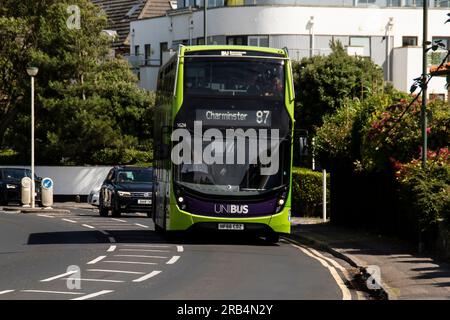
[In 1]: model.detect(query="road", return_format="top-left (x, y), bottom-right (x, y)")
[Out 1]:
top-left (0, 206), bottom-right (360, 300)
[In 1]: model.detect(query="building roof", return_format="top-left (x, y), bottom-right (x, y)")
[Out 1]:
top-left (91, 0), bottom-right (172, 52)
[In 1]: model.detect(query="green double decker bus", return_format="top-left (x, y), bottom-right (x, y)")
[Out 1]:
top-left (152, 45), bottom-right (295, 243)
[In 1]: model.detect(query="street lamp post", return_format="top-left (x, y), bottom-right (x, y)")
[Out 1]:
top-left (204, 0), bottom-right (208, 45)
top-left (421, 0), bottom-right (428, 169)
top-left (26, 67), bottom-right (38, 208)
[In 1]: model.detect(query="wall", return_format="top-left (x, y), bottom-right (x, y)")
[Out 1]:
top-left (393, 46), bottom-right (448, 96)
top-left (2, 166), bottom-right (112, 196)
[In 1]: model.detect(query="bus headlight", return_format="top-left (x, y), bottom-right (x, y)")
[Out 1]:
top-left (174, 185), bottom-right (187, 210)
top-left (276, 188), bottom-right (288, 213)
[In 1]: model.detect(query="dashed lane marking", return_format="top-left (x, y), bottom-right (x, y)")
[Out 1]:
top-left (132, 271), bottom-right (162, 283)
top-left (71, 290), bottom-right (114, 300)
top-left (98, 230), bottom-right (109, 235)
top-left (37, 214), bottom-right (54, 218)
top-left (87, 255), bottom-right (107, 265)
top-left (21, 290), bottom-right (85, 295)
top-left (82, 224), bottom-right (95, 229)
top-left (108, 237), bottom-right (116, 243)
top-left (103, 260), bottom-right (158, 265)
top-left (119, 249), bottom-right (170, 253)
top-left (61, 278), bottom-right (124, 283)
top-left (86, 269), bottom-right (145, 275)
top-left (114, 254), bottom-right (168, 259)
top-left (111, 218), bottom-right (127, 223)
top-left (107, 245), bottom-right (117, 252)
top-left (177, 246), bottom-right (184, 252)
top-left (123, 244), bottom-right (170, 248)
top-left (166, 256), bottom-right (180, 265)
top-left (134, 223), bottom-right (149, 228)
top-left (0, 290), bottom-right (14, 295)
top-left (41, 270), bottom-right (77, 282)
top-left (62, 218), bottom-right (77, 223)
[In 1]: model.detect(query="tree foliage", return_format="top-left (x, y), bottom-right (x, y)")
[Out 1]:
top-left (292, 41), bottom-right (384, 134)
top-left (0, 0), bottom-right (155, 165)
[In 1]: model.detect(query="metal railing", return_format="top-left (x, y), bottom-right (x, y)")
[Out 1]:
top-left (124, 55), bottom-right (162, 68)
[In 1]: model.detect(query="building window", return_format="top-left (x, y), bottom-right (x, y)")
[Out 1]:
top-left (402, 36), bottom-right (418, 47)
top-left (432, 37), bottom-right (450, 50)
top-left (248, 36), bottom-right (269, 47)
top-left (144, 44), bottom-right (151, 66)
top-left (160, 42), bottom-right (168, 66)
top-left (349, 36), bottom-right (371, 57)
top-left (135, 45), bottom-right (140, 56)
top-left (226, 36), bottom-right (247, 46)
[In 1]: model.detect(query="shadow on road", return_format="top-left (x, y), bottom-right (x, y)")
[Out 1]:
top-left (27, 230), bottom-right (279, 247)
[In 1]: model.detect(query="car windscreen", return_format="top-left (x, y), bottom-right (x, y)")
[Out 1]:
top-left (1, 169), bottom-right (33, 181)
top-left (116, 169), bottom-right (152, 183)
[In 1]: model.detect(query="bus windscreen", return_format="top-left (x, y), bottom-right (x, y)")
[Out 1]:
top-left (185, 58), bottom-right (285, 99)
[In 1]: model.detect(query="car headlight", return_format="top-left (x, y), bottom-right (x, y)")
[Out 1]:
top-left (6, 184), bottom-right (17, 189)
top-left (117, 191), bottom-right (131, 197)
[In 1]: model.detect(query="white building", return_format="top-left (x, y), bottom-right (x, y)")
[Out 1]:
top-left (130, 0), bottom-right (450, 99)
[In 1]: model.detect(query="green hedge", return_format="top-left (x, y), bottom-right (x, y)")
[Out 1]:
top-left (292, 167), bottom-right (330, 217)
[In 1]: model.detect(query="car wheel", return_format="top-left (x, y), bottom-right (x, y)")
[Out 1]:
top-left (99, 196), bottom-right (109, 217)
top-left (111, 198), bottom-right (121, 217)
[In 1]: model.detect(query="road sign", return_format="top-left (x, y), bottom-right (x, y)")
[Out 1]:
top-left (42, 177), bottom-right (53, 190)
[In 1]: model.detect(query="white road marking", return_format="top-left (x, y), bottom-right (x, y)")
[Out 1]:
top-left (107, 245), bottom-right (117, 252)
top-left (87, 255), bottom-right (107, 265)
top-left (123, 244), bottom-right (169, 248)
top-left (166, 256), bottom-right (180, 264)
top-left (114, 254), bottom-right (167, 259)
top-left (177, 246), bottom-right (184, 252)
top-left (62, 218), bottom-right (77, 223)
top-left (103, 260), bottom-right (157, 265)
top-left (71, 290), bottom-right (114, 300)
top-left (111, 218), bottom-right (126, 223)
top-left (61, 278), bottom-right (124, 283)
top-left (87, 269), bottom-right (145, 275)
top-left (133, 271), bottom-right (162, 283)
top-left (308, 247), bottom-right (347, 272)
top-left (119, 249), bottom-right (170, 253)
top-left (41, 270), bottom-right (77, 282)
top-left (286, 240), bottom-right (352, 300)
top-left (108, 237), bottom-right (116, 243)
top-left (82, 224), bottom-right (95, 229)
top-left (0, 290), bottom-right (14, 295)
top-left (134, 223), bottom-right (149, 228)
top-left (37, 214), bottom-right (54, 218)
top-left (98, 230), bottom-right (109, 235)
top-left (21, 290), bottom-right (84, 295)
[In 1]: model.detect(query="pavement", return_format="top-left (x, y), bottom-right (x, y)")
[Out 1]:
top-left (0, 205), bottom-right (364, 300)
top-left (290, 217), bottom-right (450, 300)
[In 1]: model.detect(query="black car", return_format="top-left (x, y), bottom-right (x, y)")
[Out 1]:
top-left (0, 167), bottom-right (42, 206)
top-left (99, 166), bottom-right (153, 217)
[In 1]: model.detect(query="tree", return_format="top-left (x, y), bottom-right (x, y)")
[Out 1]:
top-left (293, 41), bottom-right (384, 134)
top-left (0, 0), bottom-right (155, 165)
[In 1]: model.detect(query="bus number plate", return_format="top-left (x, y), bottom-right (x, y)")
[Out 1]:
top-left (218, 223), bottom-right (244, 231)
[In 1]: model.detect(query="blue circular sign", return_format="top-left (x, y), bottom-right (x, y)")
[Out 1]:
top-left (42, 177), bottom-right (53, 189)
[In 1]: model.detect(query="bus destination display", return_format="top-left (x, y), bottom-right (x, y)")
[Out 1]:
top-left (196, 109), bottom-right (272, 127)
